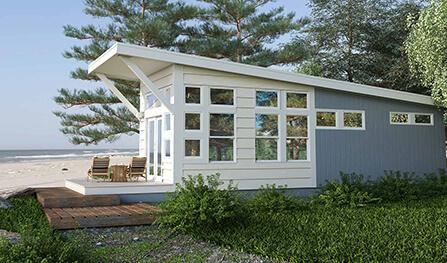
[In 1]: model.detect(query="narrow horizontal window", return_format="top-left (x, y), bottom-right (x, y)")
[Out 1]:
top-left (286, 93), bottom-right (307, 109)
top-left (415, 114), bottom-right (432, 124)
top-left (185, 87), bottom-right (200, 104)
top-left (390, 113), bottom-right (409, 124)
top-left (317, 111), bottom-right (336, 127)
top-left (210, 114), bottom-right (234, 136)
top-left (343, 112), bottom-right (363, 129)
top-left (185, 140), bottom-right (200, 157)
top-left (185, 113), bottom-right (200, 130)
top-left (256, 90), bottom-right (278, 107)
top-left (209, 138), bottom-right (233, 161)
top-left (210, 88), bottom-right (234, 105)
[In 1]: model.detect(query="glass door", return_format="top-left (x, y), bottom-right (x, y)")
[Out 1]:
top-left (147, 117), bottom-right (163, 181)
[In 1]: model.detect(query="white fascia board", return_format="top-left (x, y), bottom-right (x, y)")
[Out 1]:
top-left (89, 43), bottom-right (435, 106)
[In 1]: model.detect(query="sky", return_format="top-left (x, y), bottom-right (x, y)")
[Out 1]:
top-left (0, 0), bottom-right (310, 150)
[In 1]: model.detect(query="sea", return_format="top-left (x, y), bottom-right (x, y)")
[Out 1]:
top-left (0, 149), bottom-right (139, 164)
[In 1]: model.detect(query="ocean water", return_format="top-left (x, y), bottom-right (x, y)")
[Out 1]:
top-left (0, 149), bottom-right (139, 163)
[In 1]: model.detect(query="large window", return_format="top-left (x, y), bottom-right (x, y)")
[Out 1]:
top-left (390, 112), bottom-right (433, 126)
top-left (210, 88), bottom-right (234, 105)
top-left (209, 113), bottom-right (234, 161)
top-left (286, 115), bottom-right (308, 161)
top-left (255, 114), bottom-right (278, 160)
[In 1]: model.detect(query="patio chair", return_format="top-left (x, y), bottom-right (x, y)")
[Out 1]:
top-left (127, 157), bottom-right (147, 181)
top-left (87, 157), bottom-right (110, 181)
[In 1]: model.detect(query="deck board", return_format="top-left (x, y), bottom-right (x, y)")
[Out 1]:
top-left (36, 187), bottom-right (120, 208)
top-left (44, 203), bottom-right (160, 229)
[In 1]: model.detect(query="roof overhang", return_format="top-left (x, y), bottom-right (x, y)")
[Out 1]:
top-left (88, 42), bottom-right (435, 106)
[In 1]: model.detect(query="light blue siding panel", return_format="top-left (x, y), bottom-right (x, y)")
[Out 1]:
top-left (315, 88), bottom-right (445, 185)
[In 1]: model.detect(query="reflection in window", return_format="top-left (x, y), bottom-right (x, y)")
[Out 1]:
top-left (209, 138), bottom-right (233, 161)
top-left (317, 112), bottom-right (336, 127)
top-left (185, 140), bottom-right (200, 157)
top-left (256, 90), bottom-right (278, 107)
top-left (286, 115), bottom-right (308, 137)
top-left (286, 115), bottom-right (308, 161)
top-left (210, 88), bottom-right (234, 105)
top-left (185, 87), bottom-right (200, 104)
top-left (286, 138), bottom-right (307, 161)
top-left (210, 114), bottom-right (234, 136)
top-left (185, 113), bottom-right (200, 130)
top-left (146, 93), bottom-right (159, 109)
top-left (165, 139), bottom-right (171, 157)
top-left (256, 114), bottom-right (278, 136)
top-left (343, 112), bottom-right (363, 128)
top-left (391, 113), bottom-right (409, 124)
top-left (415, 114), bottom-right (431, 124)
top-left (255, 114), bottom-right (278, 161)
top-left (286, 93), bottom-right (307, 108)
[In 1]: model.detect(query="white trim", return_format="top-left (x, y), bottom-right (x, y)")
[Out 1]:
top-left (390, 112), bottom-right (434, 126)
top-left (88, 43), bottom-right (435, 106)
top-left (316, 109), bottom-right (366, 130)
top-left (119, 56), bottom-right (174, 113)
top-left (96, 73), bottom-right (142, 119)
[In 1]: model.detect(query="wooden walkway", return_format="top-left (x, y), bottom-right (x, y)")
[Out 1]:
top-left (35, 187), bottom-right (160, 230)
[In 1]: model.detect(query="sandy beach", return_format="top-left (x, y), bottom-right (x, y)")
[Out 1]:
top-left (0, 156), bottom-right (132, 192)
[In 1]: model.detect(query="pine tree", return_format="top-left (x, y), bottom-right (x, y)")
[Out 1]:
top-left (298, 0), bottom-right (427, 94)
top-left (179, 0), bottom-right (308, 67)
top-left (54, 0), bottom-right (197, 145)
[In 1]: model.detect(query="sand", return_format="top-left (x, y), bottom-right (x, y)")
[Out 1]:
top-left (0, 156), bottom-right (132, 192)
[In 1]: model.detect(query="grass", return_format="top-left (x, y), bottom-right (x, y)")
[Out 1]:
top-left (191, 196), bottom-right (447, 262)
top-left (5, 194), bottom-right (447, 262)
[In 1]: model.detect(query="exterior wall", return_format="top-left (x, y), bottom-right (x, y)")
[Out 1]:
top-left (315, 88), bottom-right (446, 185)
top-left (142, 66), bottom-right (175, 183)
top-left (178, 66), bottom-right (317, 190)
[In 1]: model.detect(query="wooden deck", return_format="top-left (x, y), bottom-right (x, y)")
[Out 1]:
top-left (36, 187), bottom-right (120, 208)
top-left (35, 187), bottom-right (160, 229)
top-left (44, 203), bottom-right (159, 230)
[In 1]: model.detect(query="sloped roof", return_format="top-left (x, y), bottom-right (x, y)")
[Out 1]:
top-left (88, 43), bottom-right (434, 106)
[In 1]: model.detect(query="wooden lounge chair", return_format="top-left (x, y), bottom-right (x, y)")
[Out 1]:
top-left (87, 157), bottom-right (110, 181)
top-left (127, 157), bottom-right (147, 181)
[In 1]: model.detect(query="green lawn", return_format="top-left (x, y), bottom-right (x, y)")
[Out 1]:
top-left (192, 196), bottom-right (447, 262)
top-left (3, 196), bottom-right (447, 262)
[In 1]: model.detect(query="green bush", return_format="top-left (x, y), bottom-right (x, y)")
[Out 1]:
top-left (367, 171), bottom-right (420, 201)
top-left (316, 173), bottom-right (380, 207)
top-left (0, 196), bottom-right (90, 263)
top-left (248, 184), bottom-right (306, 214)
top-left (156, 174), bottom-right (244, 232)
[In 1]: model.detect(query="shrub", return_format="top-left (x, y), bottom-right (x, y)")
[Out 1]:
top-left (367, 171), bottom-right (420, 201)
top-left (0, 196), bottom-right (90, 263)
top-left (316, 173), bottom-right (380, 207)
top-left (156, 174), bottom-right (244, 232)
top-left (248, 184), bottom-right (306, 214)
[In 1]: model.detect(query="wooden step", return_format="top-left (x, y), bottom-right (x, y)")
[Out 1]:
top-left (44, 203), bottom-right (160, 229)
top-left (36, 187), bottom-right (120, 208)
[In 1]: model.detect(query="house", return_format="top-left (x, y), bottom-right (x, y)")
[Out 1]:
top-left (65, 43), bottom-right (446, 201)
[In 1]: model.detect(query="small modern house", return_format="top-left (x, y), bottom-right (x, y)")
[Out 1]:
top-left (65, 43), bottom-right (446, 200)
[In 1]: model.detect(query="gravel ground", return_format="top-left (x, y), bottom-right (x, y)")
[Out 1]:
top-left (63, 225), bottom-right (279, 263)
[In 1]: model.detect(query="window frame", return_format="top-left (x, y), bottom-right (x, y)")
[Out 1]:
top-left (316, 109), bottom-right (366, 130)
top-left (285, 91), bottom-right (308, 109)
top-left (286, 114), bottom-right (309, 162)
top-left (209, 87), bottom-right (235, 106)
top-left (184, 139), bottom-right (202, 159)
top-left (184, 86), bottom-right (202, 105)
top-left (184, 112), bottom-right (202, 131)
top-left (255, 113), bottom-right (280, 162)
top-left (255, 89), bottom-right (279, 109)
top-left (208, 112), bottom-right (236, 163)
top-left (390, 112), bottom-right (434, 126)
